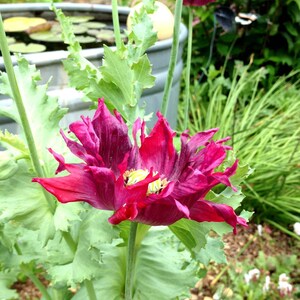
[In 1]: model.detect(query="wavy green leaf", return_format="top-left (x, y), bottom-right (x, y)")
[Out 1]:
top-left (197, 236), bottom-right (226, 266)
top-left (0, 57), bottom-right (67, 175)
top-left (46, 210), bottom-right (118, 286)
top-left (0, 158), bottom-right (84, 243)
top-left (0, 130), bottom-right (28, 156)
top-left (53, 3), bottom-right (156, 124)
top-left (0, 159), bottom-right (56, 243)
top-left (73, 228), bottom-right (198, 300)
top-left (0, 271), bottom-right (19, 300)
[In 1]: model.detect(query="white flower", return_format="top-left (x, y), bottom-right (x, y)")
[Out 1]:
top-left (244, 268), bottom-right (260, 284)
top-left (279, 273), bottom-right (289, 282)
top-left (213, 294), bottom-right (220, 300)
top-left (257, 224), bottom-right (263, 236)
top-left (278, 273), bottom-right (293, 296)
top-left (293, 222), bottom-right (300, 235)
top-left (244, 273), bottom-right (251, 285)
top-left (263, 275), bottom-right (271, 292)
top-left (278, 281), bottom-right (293, 296)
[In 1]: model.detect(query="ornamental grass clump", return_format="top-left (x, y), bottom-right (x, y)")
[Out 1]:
top-left (177, 63), bottom-right (300, 238)
top-left (0, 0), bottom-right (251, 299)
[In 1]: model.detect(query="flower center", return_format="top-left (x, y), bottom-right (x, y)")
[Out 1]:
top-left (124, 169), bottom-right (168, 195)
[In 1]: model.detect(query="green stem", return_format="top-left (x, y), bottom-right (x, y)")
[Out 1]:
top-left (14, 244), bottom-right (51, 300)
top-left (61, 232), bottom-right (97, 300)
top-left (0, 14), bottom-right (55, 213)
top-left (267, 219), bottom-right (300, 241)
top-left (27, 273), bottom-right (51, 300)
top-left (125, 222), bottom-right (138, 300)
top-left (62, 231), bottom-right (77, 254)
top-left (112, 0), bottom-right (122, 50)
top-left (85, 279), bottom-right (98, 300)
top-left (183, 8), bottom-right (193, 129)
top-left (0, 15), bottom-right (97, 300)
top-left (161, 0), bottom-right (183, 116)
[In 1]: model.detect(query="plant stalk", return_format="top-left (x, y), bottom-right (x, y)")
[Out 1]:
top-left (14, 244), bottom-right (52, 300)
top-left (161, 0), bottom-right (183, 116)
top-left (0, 14), bottom-right (55, 213)
top-left (125, 222), bottom-right (138, 300)
top-left (62, 231), bottom-right (77, 254)
top-left (0, 14), bottom-right (97, 300)
top-left (85, 279), bottom-right (98, 300)
top-left (61, 232), bottom-right (97, 300)
top-left (183, 8), bottom-right (193, 129)
top-left (112, 0), bottom-right (122, 50)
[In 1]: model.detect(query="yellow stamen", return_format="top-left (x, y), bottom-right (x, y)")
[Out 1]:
top-left (124, 169), bottom-right (168, 195)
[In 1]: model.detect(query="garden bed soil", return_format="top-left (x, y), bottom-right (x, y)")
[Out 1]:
top-left (14, 223), bottom-right (300, 300)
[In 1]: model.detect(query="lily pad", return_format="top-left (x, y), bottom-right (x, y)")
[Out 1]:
top-left (8, 42), bottom-right (46, 53)
top-left (29, 31), bottom-right (63, 43)
top-left (72, 24), bottom-right (88, 35)
top-left (51, 22), bottom-right (63, 34)
top-left (85, 22), bottom-right (106, 29)
top-left (87, 29), bottom-right (100, 37)
top-left (68, 16), bottom-right (95, 23)
top-left (6, 37), bottom-right (16, 45)
top-left (4, 17), bottom-right (47, 32)
top-left (75, 36), bottom-right (96, 44)
top-left (96, 29), bottom-right (115, 43)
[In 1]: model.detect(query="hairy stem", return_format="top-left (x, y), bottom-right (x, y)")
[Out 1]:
top-left (112, 0), bottom-right (122, 50)
top-left (14, 244), bottom-right (51, 300)
top-left (0, 14), bottom-right (55, 213)
top-left (85, 279), bottom-right (98, 300)
top-left (161, 0), bottom-right (183, 116)
top-left (62, 231), bottom-right (77, 254)
top-left (125, 222), bottom-right (138, 300)
top-left (61, 231), bottom-right (97, 300)
top-left (0, 14), bottom-right (97, 300)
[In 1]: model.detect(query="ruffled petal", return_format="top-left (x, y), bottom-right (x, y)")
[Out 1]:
top-left (212, 160), bottom-right (238, 191)
top-left (60, 129), bottom-right (102, 167)
top-left (139, 112), bottom-right (177, 176)
top-left (32, 164), bottom-right (107, 209)
top-left (169, 128), bottom-right (218, 180)
top-left (109, 196), bottom-right (189, 226)
top-left (189, 200), bottom-right (247, 233)
top-left (126, 118), bottom-right (144, 170)
top-left (172, 168), bottom-right (210, 207)
top-left (108, 203), bottom-right (138, 224)
top-left (67, 115), bottom-right (104, 166)
top-left (112, 169), bottom-right (160, 212)
top-left (48, 148), bottom-right (68, 174)
top-left (92, 99), bottom-right (132, 173)
top-left (133, 196), bottom-right (190, 225)
top-left (108, 178), bottom-right (154, 224)
top-left (87, 166), bottom-right (117, 210)
top-left (194, 141), bottom-right (227, 174)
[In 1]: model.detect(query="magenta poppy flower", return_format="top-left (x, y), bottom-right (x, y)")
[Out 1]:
top-left (33, 99), bottom-right (247, 233)
top-left (183, 0), bottom-right (215, 7)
